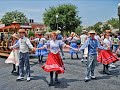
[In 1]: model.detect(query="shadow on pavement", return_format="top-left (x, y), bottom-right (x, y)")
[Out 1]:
top-left (95, 75), bottom-right (111, 80)
top-left (98, 68), bottom-right (120, 80)
top-left (54, 78), bottom-right (80, 89)
top-left (31, 75), bottom-right (49, 84)
top-left (110, 69), bottom-right (120, 77)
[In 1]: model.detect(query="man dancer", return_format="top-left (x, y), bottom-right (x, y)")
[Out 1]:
top-left (78, 30), bottom-right (104, 82)
top-left (10, 29), bottom-right (35, 82)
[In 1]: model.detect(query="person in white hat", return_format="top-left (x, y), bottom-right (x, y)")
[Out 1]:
top-left (77, 30), bottom-right (104, 82)
top-left (5, 33), bottom-right (19, 75)
top-left (10, 29), bottom-right (36, 82)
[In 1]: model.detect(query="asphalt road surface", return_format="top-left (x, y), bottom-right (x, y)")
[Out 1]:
top-left (0, 52), bottom-right (120, 90)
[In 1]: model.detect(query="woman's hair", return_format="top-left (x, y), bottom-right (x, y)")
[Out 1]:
top-left (50, 32), bottom-right (57, 37)
top-left (104, 33), bottom-right (109, 39)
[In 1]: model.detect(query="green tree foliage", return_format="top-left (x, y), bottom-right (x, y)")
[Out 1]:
top-left (28, 31), bottom-right (35, 38)
top-left (75, 26), bottom-right (83, 35)
top-left (93, 22), bottom-right (102, 34)
top-left (107, 18), bottom-right (119, 29)
top-left (1, 10), bottom-right (28, 26)
top-left (102, 24), bottom-right (110, 32)
top-left (43, 4), bottom-right (81, 34)
top-left (87, 22), bottom-right (102, 34)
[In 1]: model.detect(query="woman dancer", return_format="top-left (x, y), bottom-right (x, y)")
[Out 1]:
top-left (67, 32), bottom-right (79, 59)
top-left (32, 33), bottom-right (48, 64)
top-left (97, 33), bottom-right (118, 75)
top-left (5, 33), bottom-right (19, 74)
top-left (37, 32), bottom-right (75, 86)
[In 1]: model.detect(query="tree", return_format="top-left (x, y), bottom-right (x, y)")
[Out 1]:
top-left (43, 4), bottom-right (81, 34)
top-left (107, 18), bottom-right (119, 29)
top-left (89, 22), bottom-right (102, 34)
top-left (1, 10), bottom-right (28, 26)
top-left (75, 26), bottom-right (83, 35)
top-left (28, 31), bottom-right (35, 38)
top-left (102, 24), bottom-right (111, 32)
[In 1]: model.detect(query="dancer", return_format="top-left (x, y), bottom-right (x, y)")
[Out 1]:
top-left (97, 33), bottom-right (118, 75)
top-left (32, 33), bottom-right (48, 64)
top-left (5, 33), bottom-right (19, 75)
top-left (37, 32), bottom-right (75, 86)
top-left (80, 30), bottom-right (88, 62)
top-left (67, 32), bottom-right (79, 59)
top-left (10, 29), bottom-right (36, 82)
top-left (77, 30), bottom-right (104, 82)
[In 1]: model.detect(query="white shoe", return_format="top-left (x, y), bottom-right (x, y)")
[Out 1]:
top-left (91, 76), bottom-right (96, 79)
top-left (85, 59), bottom-right (87, 62)
top-left (109, 63), bottom-right (116, 68)
top-left (81, 59), bottom-right (84, 62)
top-left (17, 76), bottom-right (24, 80)
top-left (84, 77), bottom-right (90, 82)
top-left (27, 77), bottom-right (31, 82)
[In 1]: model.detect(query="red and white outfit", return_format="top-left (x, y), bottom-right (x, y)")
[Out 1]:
top-left (97, 38), bottom-right (117, 65)
top-left (42, 40), bottom-right (65, 74)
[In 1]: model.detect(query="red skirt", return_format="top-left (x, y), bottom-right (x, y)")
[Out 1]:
top-left (97, 50), bottom-right (118, 65)
top-left (42, 52), bottom-right (64, 74)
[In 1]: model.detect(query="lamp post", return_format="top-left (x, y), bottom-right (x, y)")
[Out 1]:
top-left (118, 3), bottom-right (120, 32)
top-left (56, 14), bottom-right (58, 30)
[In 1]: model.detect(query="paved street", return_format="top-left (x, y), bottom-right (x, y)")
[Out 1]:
top-left (0, 52), bottom-right (120, 90)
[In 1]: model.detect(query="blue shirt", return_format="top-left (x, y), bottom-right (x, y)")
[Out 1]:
top-left (79, 37), bottom-right (104, 55)
top-left (57, 34), bottom-right (63, 40)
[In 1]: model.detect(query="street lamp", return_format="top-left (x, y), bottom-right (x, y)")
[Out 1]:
top-left (118, 3), bottom-right (120, 31)
top-left (56, 14), bottom-right (58, 30)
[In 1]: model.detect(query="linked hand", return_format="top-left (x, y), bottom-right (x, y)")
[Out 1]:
top-left (9, 46), bottom-right (12, 50)
top-left (73, 48), bottom-right (79, 51)
top-left (31, 47), bottom-right (36, 52)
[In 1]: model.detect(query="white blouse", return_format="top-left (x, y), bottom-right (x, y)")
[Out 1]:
top-left (103, 38), bottom-right (112, 50)
top-left (34, 38), bottom-right (46, 44)
top-left (45, 40), bottom-right (65, 54)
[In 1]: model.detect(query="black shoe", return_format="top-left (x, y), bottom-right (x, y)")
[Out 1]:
top-left (41, 61), bottom-right (45, 63)
top-left (77, 57), bottom-right (79, 59)
top-left (103, 70), bottom-right (111, 75)
top-left (84, 79), bottom-right (89, 82)
top-left (11, 69), bottom-right (16, 73)
top-left (48, 82), bottom-right (54, 86)
top-left (63, 58), bottom-right (65, 60)
top-left (55, 79), bottom-right (60, 84)
top-left (71, 57), bottom-right (73, 59)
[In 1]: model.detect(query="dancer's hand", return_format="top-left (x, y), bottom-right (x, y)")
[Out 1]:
top-left (73, 48), bottom-right (79, 51)
top-left (31, 47), bottom-right (36, 52)
top-left (9, 46), bottom-right (12, 50)
top-left (36, 48), bottom-right (41, 50)
top-left (107, 46), bottom-right (110, 50)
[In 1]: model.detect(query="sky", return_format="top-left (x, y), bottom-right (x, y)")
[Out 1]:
top-left (0, 0), bottom-right (119, 26)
